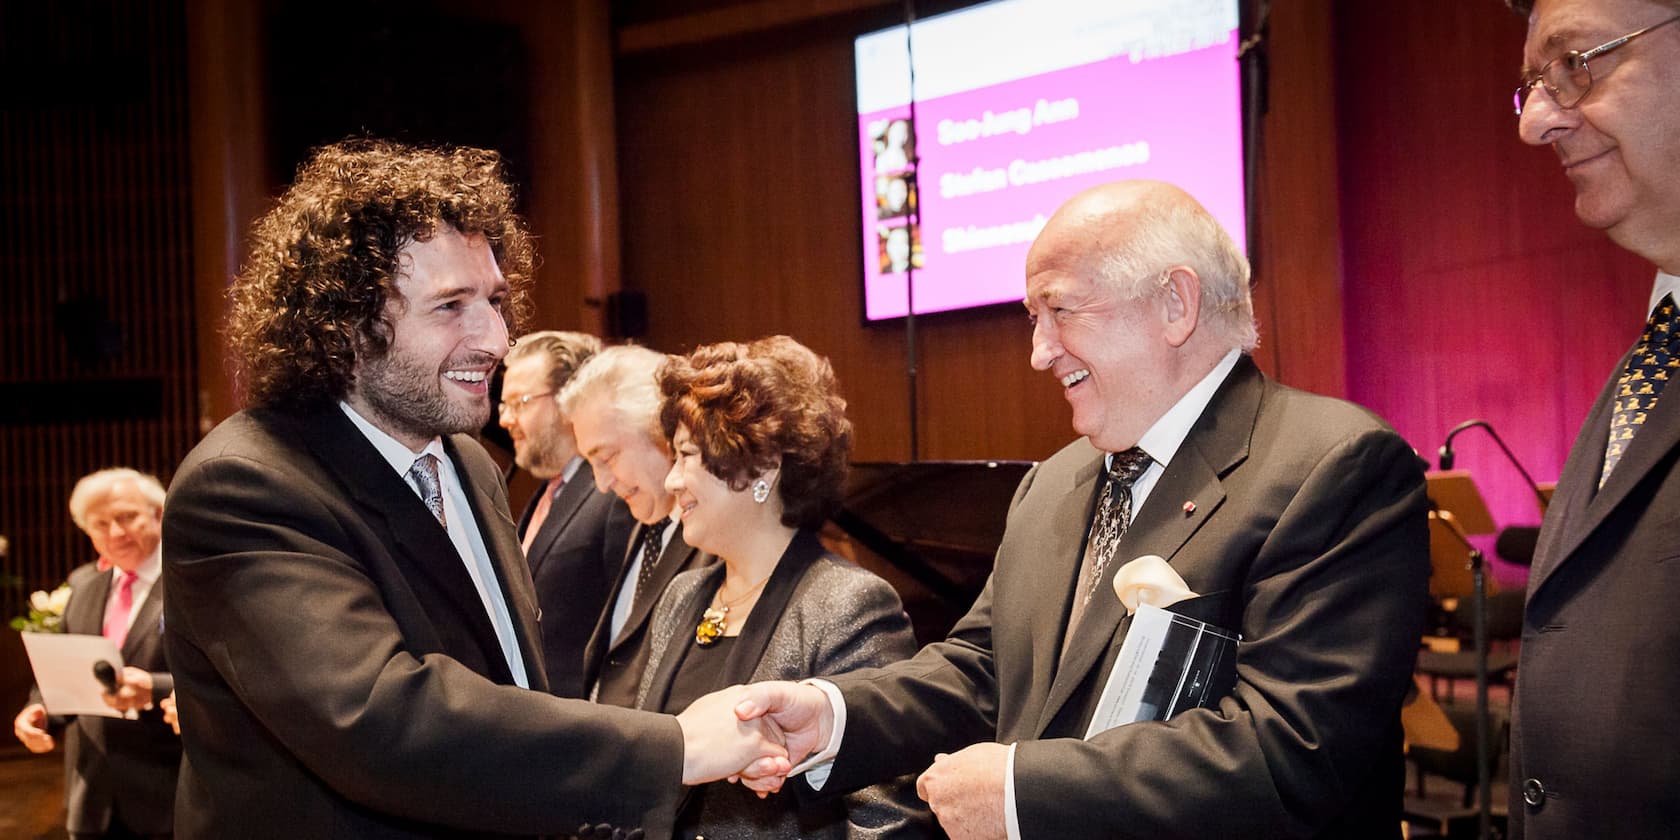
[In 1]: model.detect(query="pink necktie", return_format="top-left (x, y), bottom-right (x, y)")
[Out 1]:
top-left (521, 478), bottom-right (561, 554)
top-left (103, 571), bottom-right (136, 648)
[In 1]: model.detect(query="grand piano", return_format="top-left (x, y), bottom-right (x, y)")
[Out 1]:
top-left (828, 460), bottom-right (1035, 645)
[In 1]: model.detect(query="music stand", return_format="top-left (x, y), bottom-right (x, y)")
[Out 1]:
top-left (1425, 480), bottom-right (1495, 840)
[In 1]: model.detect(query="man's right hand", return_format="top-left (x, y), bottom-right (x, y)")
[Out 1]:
top-left (731, 680), bottom-right (835, 793)
top-left (13, 703), bottom-right (54, 753)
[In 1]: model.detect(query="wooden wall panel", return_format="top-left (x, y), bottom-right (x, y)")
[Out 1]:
top-left (1335, 1), bottom-right (1653, 587)
top-left (0, 0), bottom-right (197, 701)
top-left (616, 26), bottom-right (1072, 463)
top-left (613, 3), bottom-right (1343, 463)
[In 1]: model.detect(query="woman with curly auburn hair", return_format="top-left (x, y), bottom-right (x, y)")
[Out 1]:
top-left (633, 335), bottom-right (931, 838)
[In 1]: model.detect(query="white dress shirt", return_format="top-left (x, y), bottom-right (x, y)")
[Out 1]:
top-left (339, 402), bottom-right (529, 689)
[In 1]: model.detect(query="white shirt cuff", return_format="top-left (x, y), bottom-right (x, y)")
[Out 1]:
top-left (1005, 742), bottom-right (1022, 840)
top-left (791, 678), bottom-right (847, 789)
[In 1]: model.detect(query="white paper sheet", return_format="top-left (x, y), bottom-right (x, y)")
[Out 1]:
top-left (21, 632), bottom-right (127, 718)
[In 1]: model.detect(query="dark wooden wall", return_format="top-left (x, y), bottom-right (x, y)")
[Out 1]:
top-left (1334, 1), bottom-right (1655, 586)
top-left (614, 0), bottom-right (1346, 464)
top-left (0, 0), bottom-right (197, 704)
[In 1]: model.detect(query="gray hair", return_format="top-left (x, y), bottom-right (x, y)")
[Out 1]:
top-left (506, 330), bottom-right (604, 396)
top-left (557, 344), bottom-right (667, 446)
top-left (1095, 194), bottom-right (1258, 353)
top-left (69, 468), bottom-right (166, 530)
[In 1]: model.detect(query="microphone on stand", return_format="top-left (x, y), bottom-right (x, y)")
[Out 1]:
top-left (1437, 419), bottom-right (1550, 515)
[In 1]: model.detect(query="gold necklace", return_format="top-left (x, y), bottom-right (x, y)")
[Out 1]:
top-left (695, 572), bottom-right (772, 646)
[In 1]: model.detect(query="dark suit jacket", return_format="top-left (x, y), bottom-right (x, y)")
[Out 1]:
top-left (1510, 335), bottom-right (1680, 839)
top-left (585, 519), bottom-right (713, 708)
top-left (635, 530), bottom-right (931, 838)
top-left (162, 404), bottom-right (686, 839)
top-left (34, 560), bottom-right (179, 835)
top-left (516, 461), bottom-right (636, 699)
top-left (821, 358), bottom-right (1430, 839)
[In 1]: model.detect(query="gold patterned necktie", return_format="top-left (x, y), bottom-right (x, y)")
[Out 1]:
top-left (409, 454), bottom-right (447, 528)
top-left (1602, 293), bottom-right (1680, 489)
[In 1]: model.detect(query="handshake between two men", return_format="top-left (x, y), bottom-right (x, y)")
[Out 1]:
top-left (682, 680), bottom-right (1007, 838)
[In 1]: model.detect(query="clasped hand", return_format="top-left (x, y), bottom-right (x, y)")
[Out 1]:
top-left (675, 681), bottom-right (834, 793)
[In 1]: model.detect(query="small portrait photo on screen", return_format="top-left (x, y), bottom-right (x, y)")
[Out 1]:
top-left (871, 117), bottom-right (914, 174)
top-left (877, 223), bottom-right (924, 275)
top-left (876, 173), bottom-right (916, 220)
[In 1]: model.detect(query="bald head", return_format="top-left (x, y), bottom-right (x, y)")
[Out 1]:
top-left (1025, 180), bottom-right (1255, 451)
top-left (1028, 180), bottom-right (1256, 353)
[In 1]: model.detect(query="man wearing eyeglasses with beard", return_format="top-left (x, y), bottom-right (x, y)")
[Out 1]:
top-left (1510, 1), bottom-right (1680, 837)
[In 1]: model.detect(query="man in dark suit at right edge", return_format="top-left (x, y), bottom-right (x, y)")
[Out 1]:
top-left (1508, 1), bottom-right (1680, 836)
top-left (732, 180), bottom-right (1431, 839)
top-left (501, 330), bottom-right (636, 699)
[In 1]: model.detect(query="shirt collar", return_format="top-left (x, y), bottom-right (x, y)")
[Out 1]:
top-left (1651, 271), bottom-right (1680, 316)
top-left (1129, 348), bottom-right (1243, 469)
top-left (112, 544), bottom-right (163, 584)
top-left (339, 400), bottom-right (445, 477)
top-left (560, 455), bottom-right (584, 485)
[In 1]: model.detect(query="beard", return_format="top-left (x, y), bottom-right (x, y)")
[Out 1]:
top-left (515, 427), bottom-right (572, 477)
top-left (356, 347), bottom-right (495, 443)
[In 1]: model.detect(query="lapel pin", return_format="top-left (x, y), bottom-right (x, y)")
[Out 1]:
top-left (1183, 500), bottom-right (1196, 515)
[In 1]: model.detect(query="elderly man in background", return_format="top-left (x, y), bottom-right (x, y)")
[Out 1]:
top-left (736, 180), bottom-right (1430, 840)
top-left (558, 345), bottom-right (714, 708)
top-left (12, 467), bottom-right (180, 839)
top-left (1508, 0), bottom-right (1680, 836)
top-left (500, 330), bottom-right (635, 699)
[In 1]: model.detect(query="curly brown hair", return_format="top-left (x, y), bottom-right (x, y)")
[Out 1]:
top-left (657, 336), bottom-right (852, 529)
top-left (226, 138), bottom-right (535, 408)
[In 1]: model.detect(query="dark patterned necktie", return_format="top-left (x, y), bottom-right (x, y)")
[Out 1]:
top-left (636, 523), bottom-right (664, 597)
top-left (1602, 293), bottom-right (1680, 488)
top-left (408, 454), bottom-right (447, 528)
top-left (1067, 448), bottom-right (1154, 636)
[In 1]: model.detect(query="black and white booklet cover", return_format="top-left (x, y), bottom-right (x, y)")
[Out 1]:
top-left (1084, 597), bottom-right (1240, 738)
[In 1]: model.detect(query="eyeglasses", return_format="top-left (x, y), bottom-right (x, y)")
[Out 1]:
top-left (497, 391), bottom-right (554, 415)
top-left (1514, 14), bottom-right (1680, 115)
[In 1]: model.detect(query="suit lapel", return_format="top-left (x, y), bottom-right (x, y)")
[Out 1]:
top-left (718, 530), bottom-right (823, 686)
top-left (641, 565), bottom-right (722, 711)
top-left (299, 408), bottom-right (507, 678)
top-left (1536, 345), bottom-right (1680, 592)
top-left (447, 435), bottom-right (547, 689)
top-left (613, 522), bottom-right (701, 651)
top-left (66, 568), bottom-right (112, 636)
top-left (1034, 359), bottom-right (1256, 736)
top-left (527, 468), bottom-right (596, 574)
top-left (122, 578), bottom-right (166, 661)
top-left (1022, 452), bottom-right (1105, 726)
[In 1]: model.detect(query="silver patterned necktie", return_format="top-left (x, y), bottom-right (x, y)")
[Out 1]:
top-left (409, 454), bottom-right (447, 528)
top-left (1067, 447), bottom-right (1154, 637)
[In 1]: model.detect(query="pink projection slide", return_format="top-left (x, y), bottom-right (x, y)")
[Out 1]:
top-left (858, 37), bottom-right (1244, 321)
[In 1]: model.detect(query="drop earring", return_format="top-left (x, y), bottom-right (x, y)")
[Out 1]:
top-left (751, 478), bottom-right (771, 504)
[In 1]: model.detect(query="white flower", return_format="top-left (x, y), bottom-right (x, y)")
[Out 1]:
top-left (1111, 554), bottom-right (1195, 616)
top-left (29, 589), bottom-right (51, 613)
top-left (47, 585), bottom-right (71, 614)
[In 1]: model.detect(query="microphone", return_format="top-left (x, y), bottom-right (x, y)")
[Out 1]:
top-left (1437, 419), bottom-right (1550, 515)
top-left (93, 660), bottom-right (119, 693)
top-left (1495, 525), bottom-right (1540, 566)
